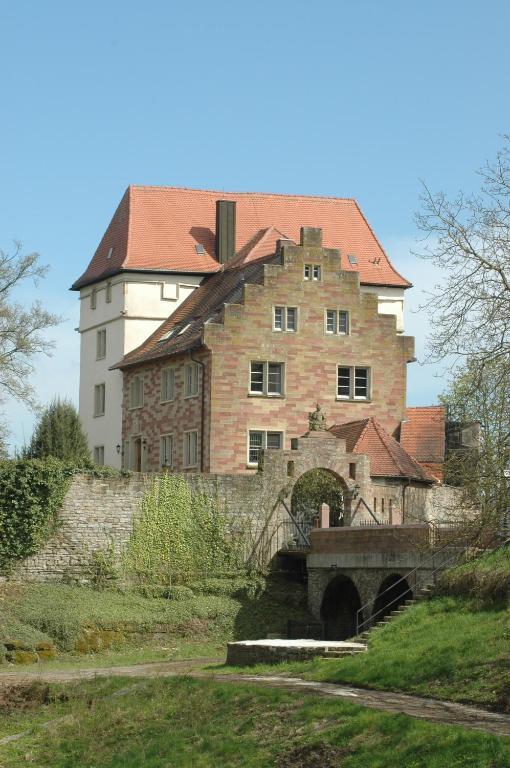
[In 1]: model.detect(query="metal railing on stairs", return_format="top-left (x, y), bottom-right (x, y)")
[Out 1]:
top-left (355, 531), bottom-right (510, 636)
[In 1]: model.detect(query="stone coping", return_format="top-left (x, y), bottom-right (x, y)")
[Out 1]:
top-left (229, 639), bottom-right (365, 650)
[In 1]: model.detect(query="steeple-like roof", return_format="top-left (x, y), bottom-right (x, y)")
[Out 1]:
top-left (72, 185), bottom-right (411, 290)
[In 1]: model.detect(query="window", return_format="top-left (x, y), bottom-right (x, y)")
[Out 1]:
top-left (273, 306), bottom-right (297, 332)
top-left (326, 310), bottom-right (349, 335)
top-left (161, 367), bottom-right (175, 402)
top-left (90, 288), bottom-right (97, 309)
top-left (184, 430), bottom-right (198, 468)
top-left (106, 281), bottom-right (112, 303)
top-left (248, 430), bottom-right (283, 466)
top-left (93, 445), bottom-right (105, 465)
top-left (184, 363), bottom-right (199, 397)
top-left (94, 383), bottom-right (105, 416)
top-left (336, 366), bottom-right (370, 400)
top-left (249, 361), bottom-right (284, 396)
top-left (130, 376), bottom-right (144, 408)
top-left (304, 264), bottom-right (321, 281)
top-left (160, 434), bottom-right (173, 467)
top-left (96, 328), bottom-right (106, 360)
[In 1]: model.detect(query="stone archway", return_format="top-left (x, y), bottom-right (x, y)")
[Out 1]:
top-left (373, 574), bottom-right (413, 623)
top-left (320, 574), bottom-right (362, 640)
top-left (290, 467), bottom-right (346, 531)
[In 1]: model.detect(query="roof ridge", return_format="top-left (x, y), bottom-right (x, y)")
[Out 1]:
top-left (373, 418), bottom-right (434, 481)
top-left (128, 184), bottom-right (358, 203)
top-left (371, 418), bottom-right (409, 476)
top-left (352, 417), bottom-right (372, 450)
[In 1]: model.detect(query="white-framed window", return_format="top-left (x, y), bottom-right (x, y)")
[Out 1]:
top-left (90, 288), bottom-right (97, 309)
top-left (160, 434), bottom-right (173, 468)
top-left (184, 363), bottom-right (199, 397)
top-left (96, 328), bottom-right (106, 360)
top-left (94, 383), bottom-right (105, 416)
top-left (337, 366), bottom-right (370, 400)
top-left (161, 367), bottom-right (175, 402)
top-left (248, 430), bottom-right (283, 466)
top-left (130, 375), bottom-right (144, 408)
top-left (184, 430), bottom-right (198, 468)
top-left (326, 310), bottom-right (349, 335)
top-left (105, 281), bottom-right (112, 303)
top-left (249, 361), bottom-right (284, 396)
top-left (273, 306), bottom-right (297, 332)
top-left (304, 264), bottom-right (321, 281)
top-left (93, 445), bottom-right (105, 465)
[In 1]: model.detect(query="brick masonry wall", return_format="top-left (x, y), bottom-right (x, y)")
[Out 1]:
top-left (121, 231), bottom-right (414, 474)
top-left (309, 524), bottom-right (430, 555)
top-left (204, 236), bottom-right (414, 474)
top-left (123, 346), bottom-right (211, 473)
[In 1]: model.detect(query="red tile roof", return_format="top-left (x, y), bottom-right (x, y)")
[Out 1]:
top-left (72, 185), bottom-right (411, 290)
top-left (400, 406), bottom-right (446, 482)
top-left (400, 406), bottom-right (446, 463)
top-left (113, 251), bottom-right (279, 369)
top-left (330, 418), bottom-right (435, 482)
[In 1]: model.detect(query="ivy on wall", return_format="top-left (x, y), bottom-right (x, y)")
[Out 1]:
top-left (123, 474), bottom-right (247, 588)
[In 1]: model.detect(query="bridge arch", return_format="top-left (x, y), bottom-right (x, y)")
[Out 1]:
top-left (373, 574), bottom-right (413, 622)
top-left (320, 573), bottom-right (362, 640)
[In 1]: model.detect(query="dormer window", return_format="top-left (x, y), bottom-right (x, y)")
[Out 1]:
top-left (304, 264), bottom-right (321, 281)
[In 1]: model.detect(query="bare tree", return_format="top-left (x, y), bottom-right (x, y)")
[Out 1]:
top-left (440, 356), bottom-right (509, 539)
top-left (0, 243), bottom-right (61, 409)
top-left (415, 136), bottom-right (510, 364)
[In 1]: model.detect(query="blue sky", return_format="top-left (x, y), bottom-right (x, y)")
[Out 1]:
top-left (1, 0), bottom-right (509, 450)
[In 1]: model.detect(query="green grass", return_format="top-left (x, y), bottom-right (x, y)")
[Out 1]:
top-left (439, 545), bottom-right (510, 601)
top-left (219, 595), bottom-right (510, 711)
top-left (0, 576), bottom-right (313, 657)
top-left (1, 677), bottom-right (509, 767)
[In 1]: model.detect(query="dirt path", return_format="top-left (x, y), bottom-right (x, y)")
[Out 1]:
top-left (1, 660), bottom-right (509, 739)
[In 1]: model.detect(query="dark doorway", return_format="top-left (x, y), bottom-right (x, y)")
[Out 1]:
top-left (132, 437), bottom-right (142, 472)
top-left (373, 574), bottom-right (412, 623)
top-left (320, 575), bottom-right (362, 640)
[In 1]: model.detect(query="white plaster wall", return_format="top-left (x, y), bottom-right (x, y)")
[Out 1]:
top-left (78, 272), bottom-right (204, 468)
top-left (360, 286), bottom-right (405, 333)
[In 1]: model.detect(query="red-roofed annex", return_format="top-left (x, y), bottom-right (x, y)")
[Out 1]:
top-left (74, 186), bottom-right (446, 522)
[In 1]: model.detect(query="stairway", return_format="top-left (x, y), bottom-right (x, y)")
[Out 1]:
top-left (355, 583), bottom-right (435, 644)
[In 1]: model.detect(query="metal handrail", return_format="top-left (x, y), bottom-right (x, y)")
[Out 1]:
top-left (355, 527), bottom-right (498, 635)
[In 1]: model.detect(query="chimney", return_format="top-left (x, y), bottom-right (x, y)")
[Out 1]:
top-left (215, 200), bottom-right (236, 264)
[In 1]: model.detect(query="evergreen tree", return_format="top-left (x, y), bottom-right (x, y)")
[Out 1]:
top-left (25, 398), bottom-right (90, 464)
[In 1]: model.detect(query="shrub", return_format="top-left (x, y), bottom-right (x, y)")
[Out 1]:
top-left (0, 458), bottom-right (72, 573)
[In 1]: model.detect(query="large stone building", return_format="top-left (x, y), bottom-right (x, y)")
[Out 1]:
top-left (73, 186), bottom-right (445, 499)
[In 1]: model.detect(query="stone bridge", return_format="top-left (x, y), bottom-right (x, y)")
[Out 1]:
top-left (305, 524), bottom-right (458, 639)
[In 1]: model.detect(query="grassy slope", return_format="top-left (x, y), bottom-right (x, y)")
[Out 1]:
top-left (0, 576), bottom-right (313, 656)
top-left (1, 677), bottom-right (509, 767)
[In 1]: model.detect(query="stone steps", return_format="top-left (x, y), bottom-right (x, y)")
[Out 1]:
top-left (356, 583), bottom-right (436, 643)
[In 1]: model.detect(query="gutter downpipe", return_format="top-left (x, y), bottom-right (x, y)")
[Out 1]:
top-left (190, 347), bottom-right (206, 473)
